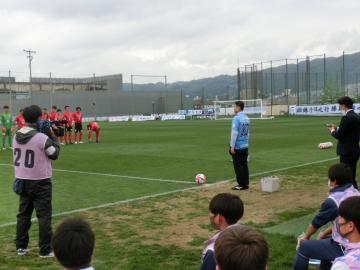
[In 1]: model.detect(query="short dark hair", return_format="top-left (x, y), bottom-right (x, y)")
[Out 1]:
top-left (76, 106), bottom-right (81, 111)
top-left (215, 225), bottom-right (269, 270)
top-left (339, 196), bottom-right (360, 232)
top-left (22, 105), bottom-right (42, 124)
top-left (43, 108), bottom-right (47, 111)
top-left (64, 105), bottom-right (70, 109)
top-left (57, 109), bottom-right (62, 112)
top-left (209, 193), bottom-right (244, 224)
top-left (3, 105), bottom-right (9, 109)
top-left (337, 96), bottom-right (354, 109)
top-left (19, 109), bottom-right (23, 112)
top-left (328, 163), bottom-right (353, 185)
top-left (235, 101), bottom-right (244, 111)
top-left (52, 218), bottom-right (95, 269)
top-left (52, 105), bottom-right (57, 110)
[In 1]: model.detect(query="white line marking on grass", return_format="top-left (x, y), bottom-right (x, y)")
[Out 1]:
top-left (0, 156), bottom-right (338, 228)
top-left (249, 157), bottom-right (338, 177)
top-left (0, 163), bottom-right (193, 185)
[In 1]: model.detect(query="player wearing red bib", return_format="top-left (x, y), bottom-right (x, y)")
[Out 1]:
top-left (87, 121), bottom-right (100, 143)
top-left (41, 108), bottom-right (49, 120)
top-left (73, 107), bottom-right (83, 144)
top-left (63, 106), bottom-right (73, 144)
top-left (56, 109), bottom-right (66, 145)
top-left (14, 109), bottom-right (25, 130)
top-left (49, 106), bottom-right (58, 122)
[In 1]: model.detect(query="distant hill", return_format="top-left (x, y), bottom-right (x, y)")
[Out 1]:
top-left (123, 52), bottom-right (360, 98)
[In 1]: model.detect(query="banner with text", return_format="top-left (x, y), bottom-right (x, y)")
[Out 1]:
top-left (289, 104), bottom-right (360, 115)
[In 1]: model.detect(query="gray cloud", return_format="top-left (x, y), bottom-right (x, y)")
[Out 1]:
top-left (0, 0), bottom-right (360, 82)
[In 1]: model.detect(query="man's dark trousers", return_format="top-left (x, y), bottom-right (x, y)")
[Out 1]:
top-left (230, 148), bottom-right (249, 187)
top-left (340, 154), bottom-right (359, 189)
top-left (16, 179), bottom-right (52, 255)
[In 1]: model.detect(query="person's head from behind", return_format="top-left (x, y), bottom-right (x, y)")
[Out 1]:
top-left (209, 193), bottom-right (244, 230)
top-left (234, 101), bottom-right (244, 114)
top-left (76, 106), bottom-right (81, 112)
top-left (215, 225), bottom-right (269, 270)
top-left (328, 163), bottom-right (353, 188)
top-left (57, 109), bottom-right (62, 113)
top-left (23, 105), bottom-right (42, 125)
top-left (64, 105), bottom-right (70, 112)
top-left (338, 96), bottom-right (354, 112)
top-left (52, 105), bottom-right (57, 112)
top-left (3, 105), bottom-right (9, 113)
top-left (52, 218), bottom-right (95, 270)
top-left (19, 109), bottom-right (23, 115)
top-left (43, 108), bottom-right (48, 113)
top-left (337, 196), bottom-right (360, 241)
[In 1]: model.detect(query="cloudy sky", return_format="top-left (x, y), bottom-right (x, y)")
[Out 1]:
top-left (0, 0), bottom-right (359, 82)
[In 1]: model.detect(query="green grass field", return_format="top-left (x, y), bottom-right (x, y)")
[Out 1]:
top-left (0, 116), bottom-right (347, 269)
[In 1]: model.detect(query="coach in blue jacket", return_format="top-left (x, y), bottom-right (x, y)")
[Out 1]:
top-left (229, 101), bottom-right (250, 191)
top-left (328, 96), bottom-right (360, 189)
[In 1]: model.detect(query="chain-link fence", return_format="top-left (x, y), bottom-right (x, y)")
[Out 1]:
top-left (236, 51), bottom-right (360, 106)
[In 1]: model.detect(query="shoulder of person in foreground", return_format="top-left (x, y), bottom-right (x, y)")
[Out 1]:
top-left (331, 261), bottom-right (350, 270)
top-left (311, 197), bottom-right (338, 228)
top-left (199, 249), bottom-right (216, 270)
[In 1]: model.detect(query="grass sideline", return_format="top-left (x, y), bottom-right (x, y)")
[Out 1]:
top-left (0, 116), bottom-right (346, 269)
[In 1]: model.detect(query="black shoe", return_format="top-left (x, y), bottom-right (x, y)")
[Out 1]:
top-left (232, 185), bottom-right (249, 191)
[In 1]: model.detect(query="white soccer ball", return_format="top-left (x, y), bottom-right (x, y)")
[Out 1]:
top-left (195, 174), bottom-right (207, 185)
top-left (318, 142), bottom-right (334, 149)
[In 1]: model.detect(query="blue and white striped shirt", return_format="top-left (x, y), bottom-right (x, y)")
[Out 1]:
top-left (230, 112), bottom-right (250, 149)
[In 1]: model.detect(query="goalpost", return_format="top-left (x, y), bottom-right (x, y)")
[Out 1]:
top-left (213, 99), bottom-right (267, 120)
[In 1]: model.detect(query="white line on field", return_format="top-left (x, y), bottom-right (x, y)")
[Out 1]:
top-left (0, 163), bottom-right (193, 185)
top-left (0, 156), bottom-right (338, 229)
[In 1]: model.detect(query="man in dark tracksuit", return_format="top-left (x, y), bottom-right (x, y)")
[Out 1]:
top-left (13, 105), bottom-right (60, 257)
top-left (329, 96), bottom-right (360, 189)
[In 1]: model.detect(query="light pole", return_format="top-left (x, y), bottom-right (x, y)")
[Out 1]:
top-left (152, 101), bottom-right (155, 115)
top-left (23, 49), bottom-right (36, 103)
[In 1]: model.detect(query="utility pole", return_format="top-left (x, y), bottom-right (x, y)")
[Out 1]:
top-left (23, 49), bottom-right (36, 102)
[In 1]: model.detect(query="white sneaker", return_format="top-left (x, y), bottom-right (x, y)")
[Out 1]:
top-left (60, 143), bottom-right (65, 146)
top-left (39, 251), bottom-right (54, 258)
top-left (2, 147), bottom-right (6, 151)
top-left (17, 248), bottom-right (30, 256)
top-left (74, 141), bottom-right (78, 144)
top-left (79, 141), bottom-right (84, 144)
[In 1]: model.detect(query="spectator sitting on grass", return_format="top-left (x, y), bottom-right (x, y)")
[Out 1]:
top-left (52, 218), bottom-right (95, 270)
top-left (293, 163), bottom-right (360, 270)
top-left (331, 196), bottom-right (360, 270)
top-left (215, 225), bottom-right (269, 270)
top-left (199, 193), bottom-right (244, 270)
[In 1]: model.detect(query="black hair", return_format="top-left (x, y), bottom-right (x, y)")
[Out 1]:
top-left (209, 193), bottom-right (244, 224)
top-left (52, 105), bottom-right (57, 110)
top-left (337, 96), bottom-right (354, 109)
top-left (235, 101), bottom-right (245, 111)
top-left (3, 105), bottom-right (9, 109)
top-left (52, 218), bottom-right (95, 269)
top-left (22, 105), bottom-right (42, 124)
top-left (339, 196), bottom-right (360, 232)
top-left (328, 163), bottom-right (353, 185)
top-left (64, 105), bottom-right (70, 109)
top-left (43, 108), bottom-right (48, 111)
top-left (57, 109), bottom-right (62, 112)
top-left (76, 107), bottom-right (82, 111)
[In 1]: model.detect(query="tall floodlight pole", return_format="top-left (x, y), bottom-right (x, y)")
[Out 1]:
top-left (23, 49), bottom-right (36, 103)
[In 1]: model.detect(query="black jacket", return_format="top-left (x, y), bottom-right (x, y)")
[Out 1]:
top-left (331, 110), bottom-right (360, 156)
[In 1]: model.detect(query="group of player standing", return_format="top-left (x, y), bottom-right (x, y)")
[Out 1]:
top-left (1, 104), bottom-right (101, 150)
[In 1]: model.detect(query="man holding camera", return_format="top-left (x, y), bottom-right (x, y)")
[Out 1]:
top-left (13, 105), bottom-right (60, 257)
